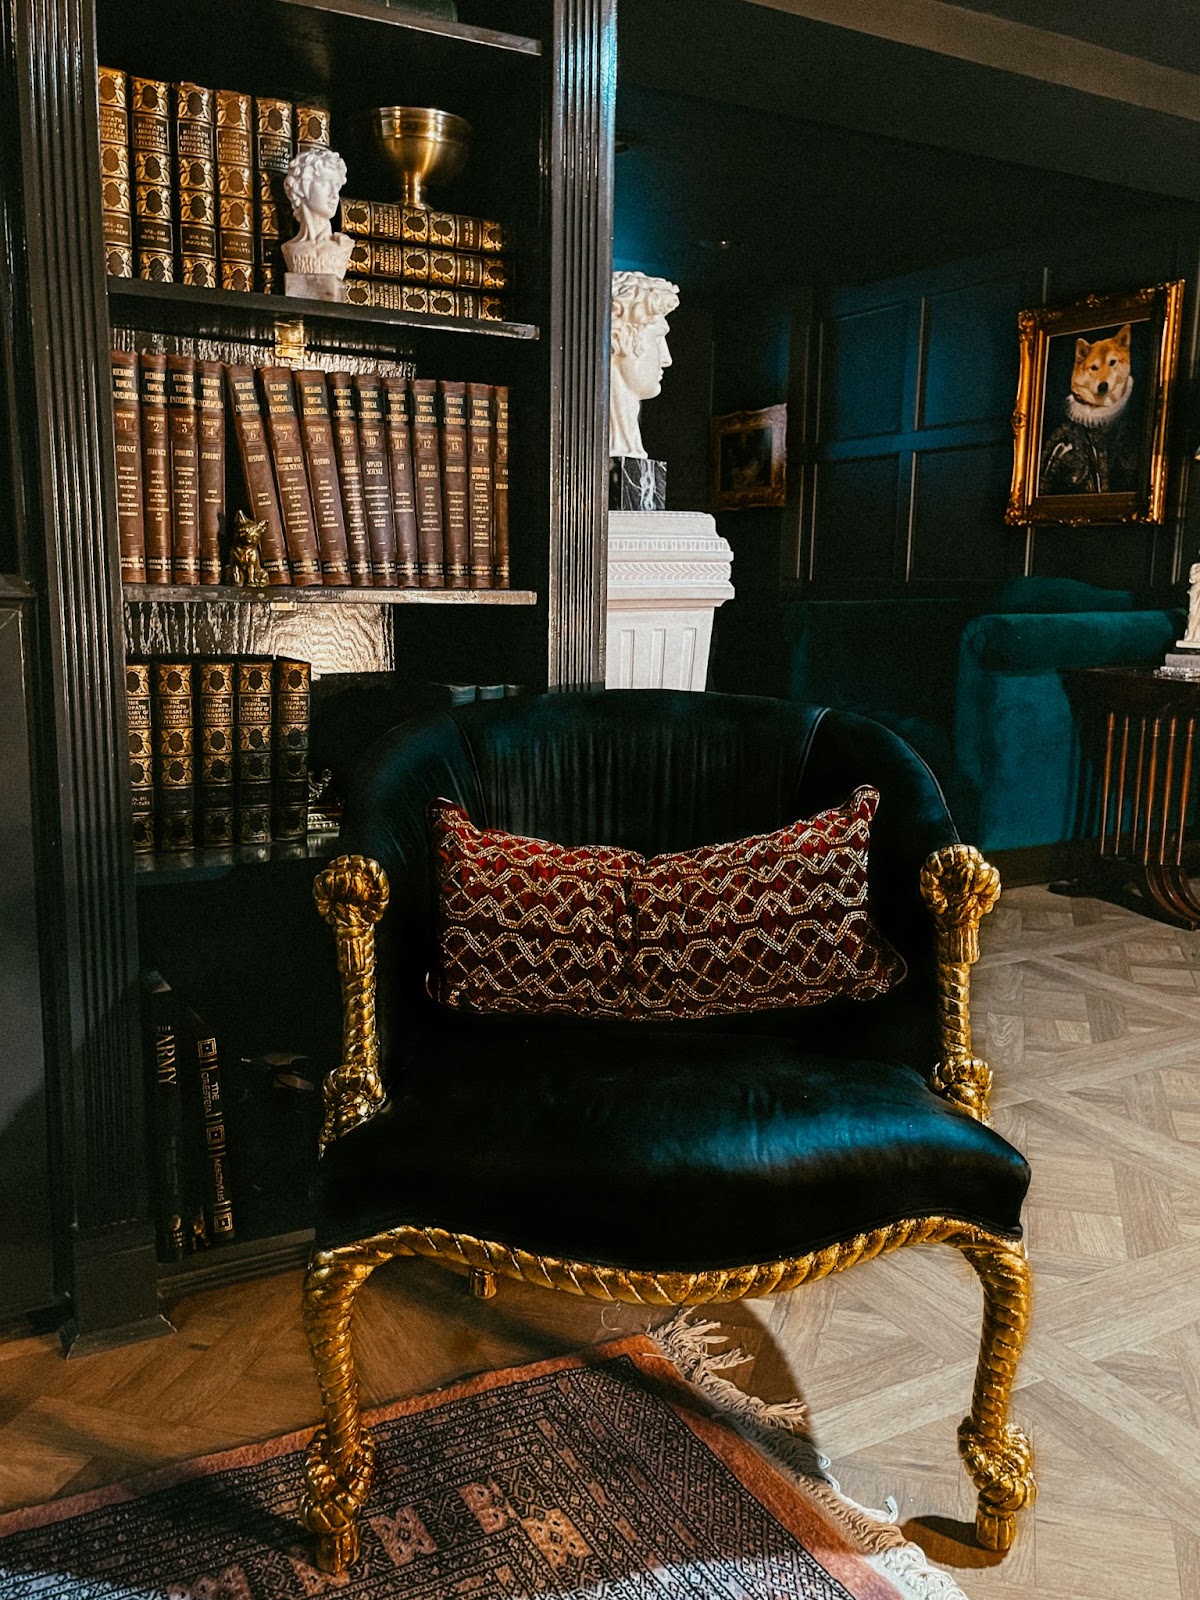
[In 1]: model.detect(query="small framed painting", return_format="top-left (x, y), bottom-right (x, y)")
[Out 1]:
top-left (711, 404), bottom-right (787, 510)
top-left (1006, 280), bottom-right (1183, 526)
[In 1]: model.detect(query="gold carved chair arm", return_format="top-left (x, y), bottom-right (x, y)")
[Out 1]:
top-left (919, 844), bottom-right (1001, 1122)
top-left (313, 854), bottom-right (390, 1153)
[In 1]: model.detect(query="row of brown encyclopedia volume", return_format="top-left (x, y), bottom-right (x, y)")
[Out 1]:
top-left (127, 656), bottom-right (310, 856)
top-left (110, 350), bottom-right (511, 589)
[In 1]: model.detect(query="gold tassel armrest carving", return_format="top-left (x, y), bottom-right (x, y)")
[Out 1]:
top-left (313, 854), bottom-right (390, 1152)
top-left (920, 845), bottom-right (1001, 1122)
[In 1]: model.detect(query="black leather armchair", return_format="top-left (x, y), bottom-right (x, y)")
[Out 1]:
top-left (300, 689), bottom-right (1035, 1571)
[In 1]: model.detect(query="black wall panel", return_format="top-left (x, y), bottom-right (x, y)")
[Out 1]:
top-left (809, 456), bottom-right (902, 588)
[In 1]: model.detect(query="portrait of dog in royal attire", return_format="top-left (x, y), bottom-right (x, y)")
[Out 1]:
top-left (1038, 321), bottom-right (1143, 496)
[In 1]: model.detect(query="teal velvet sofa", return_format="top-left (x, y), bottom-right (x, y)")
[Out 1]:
top-left (732, 578), bottom-right (1181, 861)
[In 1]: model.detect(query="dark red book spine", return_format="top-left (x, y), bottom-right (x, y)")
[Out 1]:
top-left (224, 365), bottom-right (290, 584)
top-left (466, 381), bottom-right (493, 589)
top-left (167, 355), bottom-right (200, 586)
top-left (197, 361), bottom-right (225, 584)
top-left (294, 370), bottom-right (351, 585)
top-left (409, 378), bottom-right (445, 588)
top-left (492, 384), bottom-right (510, 589)
top-left (257, 365), bottom-right (322, 587)
top-left (353, 373), bottom-right (398, 588)
top-left (383, 377), bottom-right (422, 588)
top-left (139, 352), bottom-right (172, 584)
top-left (327, 370), bottom-right (372, 587)
top-left (111, 349), bottom-right (145, 582)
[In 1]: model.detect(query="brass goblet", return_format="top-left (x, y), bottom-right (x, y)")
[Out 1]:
top-left (371, 107), bottom-right (472, 210)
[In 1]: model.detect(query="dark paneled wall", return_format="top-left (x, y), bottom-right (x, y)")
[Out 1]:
top-left (804, 214), bottom-right (1200, 598)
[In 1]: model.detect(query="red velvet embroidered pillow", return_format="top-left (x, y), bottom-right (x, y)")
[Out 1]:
top-left (430, 787), bottom-right (905, 1021)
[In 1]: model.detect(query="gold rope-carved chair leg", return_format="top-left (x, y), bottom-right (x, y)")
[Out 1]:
top-left (956, 1238), bottom-right (1037, 1550)
top-left (921, 844), bottom-right (1001, 1123)
top-left (299, 1247), bottom-right (387, 1573)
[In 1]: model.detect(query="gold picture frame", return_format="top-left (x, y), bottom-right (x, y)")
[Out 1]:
top-left (712, 404), bottom-right (787, 510)
top-left (1006, 279), bottom-right (1183, 527)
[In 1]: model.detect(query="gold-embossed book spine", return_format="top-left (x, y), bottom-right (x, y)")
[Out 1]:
top-left (167, 354), bottom-right (200, 586)
top-left (384, 377), bottom-right (424, 587)
top-left (353, 373), bottom-right (398, 588)
top-left (186, 1008), bottom-right (236, 1241)
top-left (294, 370), bottom-right (351, 585)
top-left (439, 380), bottom-right (469, 590)
top-left (224, 365), bottom-right (290, 584)
top-left (295, 105), bottom-right (331, 152)
top-left (215, 90), bottom-right (254, 293)
top-left (98, 66), bottom-right (132, 278)
top-left (153, 660), bottom-right (195, 853)
top-left (257, 366), bottom-right (323, 587)
top-left (131, 76), bottom-right (174, 281)
top-left (196, 659), bottom-right (235, 848)
top-left (235, 657), bottom-right (274, 845)
top-left (126, 660), bottom-right (155, 854)
top-left (174, 82), bottom-right (217, 288)
top-left (111, 349), bottom-right (146, 582)
top-left (254, 97), bottom-right (293, 295)
top-left (466, 381), bottom-right (494, 589)
top-left (327, 370), bottom-right (373, 587)
top-left (492, 385), bottom-right (511, 589)
top-left (272, 657), bottom-right (311, 841)
top-left (197, 361), bottom-right (225, 585)
top-left (139, 352), bottom-right (172, 584)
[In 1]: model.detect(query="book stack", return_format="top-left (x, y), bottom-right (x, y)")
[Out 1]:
top-left (97, 66), bottom-right (328, 291)
top-left (340, 198), bottom-right (511, 323)
top-left (111, 350), bottom-right (511, 591)
top-left (126, 655), bottom-right (311, 856)
top-left (142, 971), bottom-right (237, 1260)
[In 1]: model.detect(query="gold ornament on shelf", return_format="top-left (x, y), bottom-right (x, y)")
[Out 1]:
top-left (224, 510), bottom-right (269, 588)
top-left (370, 107), bottom-right (471, 209)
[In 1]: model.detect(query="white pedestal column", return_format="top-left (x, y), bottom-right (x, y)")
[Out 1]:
top-left (605, 511), bottom-right (734, 691)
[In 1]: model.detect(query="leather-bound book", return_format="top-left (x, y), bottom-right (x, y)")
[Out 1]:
top-left (273, 657), bottom-right (310, 841)
top-left (295, 105), bottom-right (331, 151)
top-left (131, 77), bottom-right (173, 281)
top-left (294, 370), bottom-right (351, 585)
top-left (126, 660), bottom-right (155, 853)
top-left (338, 198), bottom-right (373, 237)
top-left (466, 381), bottom-right (494, 588)
top-left (224, 365), bottom-right (289, 584)
top-left (491, 385), bottom-right (510, 588)
top-left (258, 367), bottom-right (322, 587)
top-left (346, 241), bottom-right (430, 282)
top-left (327, 370), bottom-right (372, 586)
top-left (352, 373), bottom-right (398, 587)
top-left (97, 67), bottom-right (132, 278)
top-left (254, 97), bottom-right (293, 294)
top-left (408, 378), bottom-right (444, 588)
top-left (167, 355), bottom-right (200, 586)
top-left (215, 90), bottom-right (254, 293)
top-left (139, 352), bottom-right (172, 584)
top-left (153, 659), bottom-right (195, 852)
top-left (438, 380), bottom-right (469, 590)
top-left (339, 199), bottom-right (429, 244)
top-left (427, 210), bottom-right (456, 250)
top-left (174, 82), bottom-right (216, 288)
top-left (183, 1006), bottom-right (236, 1243)
top-left (197, 362), bottom-right (225, 585)
top-left (480, 217), bottom-right (507, 254)
top-left (142, 970), bottom-right (188, 1262)
top-left (235, 657), bottom-right (274, 845)
top-left (479, 294), bottom-right (507, 323)
top-left (196, 659), bottom-right (235, 848)
top-left (110, 349), bottom-right (145, 582)
top-left (383, 377), bottom-right (422, 587)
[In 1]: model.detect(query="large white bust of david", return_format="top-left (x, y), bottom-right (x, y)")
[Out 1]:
top-left (609, 271), bottom-right (680, 459)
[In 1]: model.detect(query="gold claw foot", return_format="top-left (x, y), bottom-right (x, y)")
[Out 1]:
top-left (958, 1418), bottom-right (1037, 1551)
top-left (300, 1424), bottom-right (376, 1574)
top-left (932, 1056), bottom-right (994, 1123)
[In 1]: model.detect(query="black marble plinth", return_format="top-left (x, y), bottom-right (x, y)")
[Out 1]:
top-left (610, 456), bottom-right (666, 512)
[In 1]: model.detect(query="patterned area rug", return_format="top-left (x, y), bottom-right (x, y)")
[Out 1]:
top-left (0, 1321), bottom-right (968, 1599)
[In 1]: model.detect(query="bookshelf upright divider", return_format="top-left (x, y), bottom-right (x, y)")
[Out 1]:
top-left (4, 0), bottom-right (614, 1347)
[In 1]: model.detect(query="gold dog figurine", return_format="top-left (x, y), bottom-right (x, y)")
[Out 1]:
top-left (224, 511), bottom-right (269, 588)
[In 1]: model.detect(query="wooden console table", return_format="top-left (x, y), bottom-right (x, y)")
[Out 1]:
top-left (1068, 665), bottom-right (1200, 928)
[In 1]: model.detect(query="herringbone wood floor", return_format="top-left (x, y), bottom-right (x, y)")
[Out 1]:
top-left (0, 884), bottom-right (1198, 1597)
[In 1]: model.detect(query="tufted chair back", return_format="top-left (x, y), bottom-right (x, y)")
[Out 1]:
top-left (337, 689), bottom-right (960, 1070)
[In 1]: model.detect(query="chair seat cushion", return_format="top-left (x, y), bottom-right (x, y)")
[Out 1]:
top-left (314, 1020), bottom-right (1029, 1268)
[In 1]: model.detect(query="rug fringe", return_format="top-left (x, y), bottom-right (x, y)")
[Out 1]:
top-left (649, 1312), bottom-right (972, 1600)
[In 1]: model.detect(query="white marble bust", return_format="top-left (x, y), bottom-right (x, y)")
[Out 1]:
top-left (609, 271), bottom-right (680, 459)
top-left (282, 146), bottom-right (354, 291)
